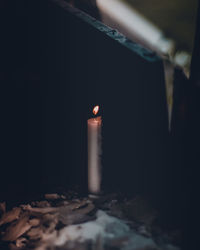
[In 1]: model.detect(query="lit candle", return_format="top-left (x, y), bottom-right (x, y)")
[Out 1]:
top-left (87, 105), bottom-right (102, 194)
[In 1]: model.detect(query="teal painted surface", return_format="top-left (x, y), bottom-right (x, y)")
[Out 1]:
top-left (53, 0), bottom-right (160, 62)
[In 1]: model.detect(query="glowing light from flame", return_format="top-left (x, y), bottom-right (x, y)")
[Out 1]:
top-left (93, 105), bottom-right (99, 116)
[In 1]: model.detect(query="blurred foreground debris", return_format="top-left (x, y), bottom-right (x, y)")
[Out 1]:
top-left (0, 193), bottom-right (181, 250)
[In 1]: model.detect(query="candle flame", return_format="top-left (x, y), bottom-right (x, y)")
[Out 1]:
top-left (93, 105), bottom-right (99, 116)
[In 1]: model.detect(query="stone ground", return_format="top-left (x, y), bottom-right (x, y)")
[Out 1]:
top-left (0, 191), bottom-right (181, 250)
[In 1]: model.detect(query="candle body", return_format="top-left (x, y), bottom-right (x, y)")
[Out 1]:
top-left (87, 117), bottom-right (102, 194)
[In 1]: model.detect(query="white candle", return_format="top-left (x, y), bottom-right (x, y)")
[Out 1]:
top-left (88, 106), bottom-right (102, 194)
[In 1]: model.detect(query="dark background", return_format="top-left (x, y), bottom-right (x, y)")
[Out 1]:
top-left (1, 0), bottom-right (169, 199)
top-left (1, 1), bottom-right (200, 249)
